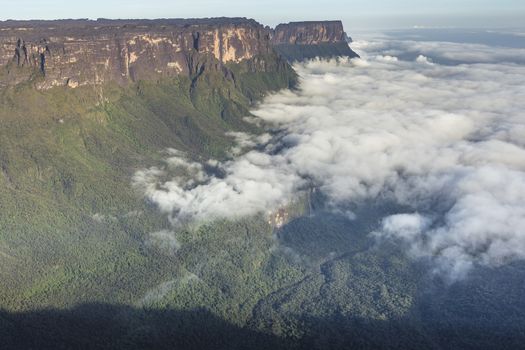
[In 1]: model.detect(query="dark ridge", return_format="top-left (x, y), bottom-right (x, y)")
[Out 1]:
top-left (0, 304), bottom-right (287, 350)
top-left (2, 301), bottom-right (524, 350)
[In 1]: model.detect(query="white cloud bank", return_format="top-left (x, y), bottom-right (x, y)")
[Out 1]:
top-left (134, 39), bottom-right (525, 279)
top-left (352, 38), bottom-right (525, 65)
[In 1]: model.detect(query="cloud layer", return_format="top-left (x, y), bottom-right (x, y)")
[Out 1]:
top-left (135, 39), bottom-right (525, 278)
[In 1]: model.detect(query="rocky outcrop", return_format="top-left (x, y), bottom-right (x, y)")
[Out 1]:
top-left (0, 18), bottom-right (357, 89)
top-left (271, 21), bottom-right (359, 62)
top-left (272, 20), bottom-right (349, 45)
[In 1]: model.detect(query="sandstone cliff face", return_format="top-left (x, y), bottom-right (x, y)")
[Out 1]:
top-left (271, 21), bottom-right (359, 62)
top-left (0, 18), bottom-right (357, 90)
top-left (0, 18), bottom-right (273, 89)
top-left (272, 21), bottom-right (349, 45)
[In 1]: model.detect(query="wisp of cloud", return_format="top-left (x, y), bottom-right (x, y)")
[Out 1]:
top-left (134, 39), bottom-right (525, 279)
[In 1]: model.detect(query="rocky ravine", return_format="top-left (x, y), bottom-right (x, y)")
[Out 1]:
top-left (0, 18), bottom-right (357, 90)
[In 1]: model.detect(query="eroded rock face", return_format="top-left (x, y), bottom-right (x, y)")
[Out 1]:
top-left (0, 18), bottom-right (357, 89)
top-left (0, 18), bottom-right (273, 89)
top-left (270, 21), bottom-right (359, 62)
top-left (272, 21), bottom-right (349, 45)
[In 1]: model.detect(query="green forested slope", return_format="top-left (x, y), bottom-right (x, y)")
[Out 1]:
top-left (0, 52), bottom-right (297, 312)
top-left (1, 51), bottom-right (524, 350)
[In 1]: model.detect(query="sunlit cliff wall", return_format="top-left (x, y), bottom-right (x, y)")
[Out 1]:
top-left (0, 18), bottom-right (273, 89)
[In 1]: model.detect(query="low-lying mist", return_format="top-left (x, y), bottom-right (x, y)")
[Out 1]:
top-left (134, 38), bottom-right (525, 280)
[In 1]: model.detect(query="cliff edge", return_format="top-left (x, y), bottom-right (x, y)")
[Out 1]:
top-left (0, 18), bottom-right (282, 90)
top-left (271, 21), bottom-right (359, 62)
top-left (0, 18), bottom-right (357, 90)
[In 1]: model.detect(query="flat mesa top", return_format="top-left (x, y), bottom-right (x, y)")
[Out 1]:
top-left (0, 17), bottom-right (259, 27)
top-left (0, 17), bottom-right (264, 35)
top-left (276, 20), bottom-right (343, 25)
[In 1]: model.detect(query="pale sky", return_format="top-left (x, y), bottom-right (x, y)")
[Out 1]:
top-left (1, 0), bottom-right (524, 29)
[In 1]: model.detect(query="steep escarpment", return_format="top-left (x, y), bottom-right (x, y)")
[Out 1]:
top-left (272, 20), bottom-right (349, 45)
top-left (272, 21), bottom-right (359, 61)
top-left (0, 18), bottom-right (358, 90)
top-left (0, 18), bottom-right (278, 89)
